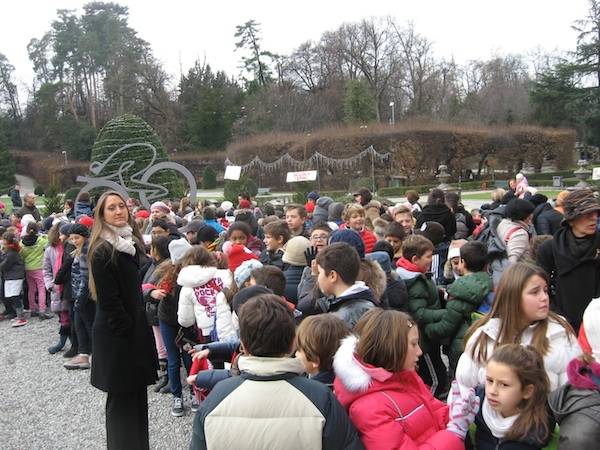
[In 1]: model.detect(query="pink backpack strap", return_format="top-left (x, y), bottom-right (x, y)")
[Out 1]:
top-left (504, 225), bottom-right (524, 243)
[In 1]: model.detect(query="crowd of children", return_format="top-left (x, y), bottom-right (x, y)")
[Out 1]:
top-left (1, 182), bottom-right (600, 450)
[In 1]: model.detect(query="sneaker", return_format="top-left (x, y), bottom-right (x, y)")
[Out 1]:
top-left (39, 311), bottom-right (53, 320)
top-left (191, 396), bottom-right (200, 413)
top-left (11, 318), bottom-right (27, 328)
top-left (171, 397), bottom-right (184, 417)
top-left (64, 354), bottom-right (90, 370)
top-left (63, 346), bottom-right (78, 358)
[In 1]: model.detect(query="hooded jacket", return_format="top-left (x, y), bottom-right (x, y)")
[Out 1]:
top-left (537, 225), bottom-right (600, 331)
top-left (415, 204), bottom-right (456, 242)
top-left (316, 282), bottom-right (376, 329)
top-left (0, 247), bottom-right (25, 281)
top-left (397, 265), bottom-right (442, 352)
top-left (177, 265), bottom-right (230, 337)
top-left (424, 271), bottom-right (493, 370)
top-left (549, 358), bottom-right (600, 450)
top-left (19, 234), bottom-right (48, 270)
top-left (455, 317), bottom-right (580, 393)
top-left (313, 196), bottom-right (333, 224)
top-left (190, 355), bottom-right (363, 450)
top-left (333, 335), bottom-right (463, 450)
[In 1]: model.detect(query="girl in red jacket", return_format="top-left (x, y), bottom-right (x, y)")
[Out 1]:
top-left (333, 308), bottom-right (479, 450)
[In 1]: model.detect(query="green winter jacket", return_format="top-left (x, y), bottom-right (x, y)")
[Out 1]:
top-left (397, 266), bottom-right (441, 353)
top-left (424, 271), bottom-right (493, 370)
top-left (20, 235), bottom-right (48, 271)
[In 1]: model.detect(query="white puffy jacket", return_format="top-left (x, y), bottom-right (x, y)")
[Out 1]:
top-left (455, 317), bottom-right (581, 393)
top-left (177, 265), bottom-right (231, 337)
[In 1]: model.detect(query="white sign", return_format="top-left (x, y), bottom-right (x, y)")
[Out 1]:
top-left (286, 170), bottom-right (318, 183)
top-left (224, 165), bottom-right (242, 181)
top-left (593, 167), bottom-right (600, 181)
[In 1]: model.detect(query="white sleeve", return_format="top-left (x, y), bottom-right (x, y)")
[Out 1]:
top-left (216, 292), bottom-right (237, 342)
top-left (177, 288), bottom-right (197, 328)
top-left (454, 330), bottom-right (486, 395)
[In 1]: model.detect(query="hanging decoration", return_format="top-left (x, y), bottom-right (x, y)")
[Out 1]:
top-left (224, 145), bottom-right (390, 173)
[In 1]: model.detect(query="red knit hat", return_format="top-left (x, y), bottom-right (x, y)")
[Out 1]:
top-left (78, 215), bottom-right (94, 229)
top-left (238, 199), bottom-right (251, 209)
top-left (305, 201), bottom-right (315, 214)
top-left (135, 209), bottom-right (150, 219)
top-left (226, 243), bottom-right (258, 272)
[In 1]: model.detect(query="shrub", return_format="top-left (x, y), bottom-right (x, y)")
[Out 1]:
top-left (34, 185), bottom-right (45, 196)
top-left (223, 176), bottom-right (259, 203)
top-left (202, 166), bottom-right (217, 189)
top-left (42, 184), bottom-right (64, 215)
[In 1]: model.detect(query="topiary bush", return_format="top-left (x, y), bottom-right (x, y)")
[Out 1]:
top-left (202, 166), bottom-right (217, 189)
top-left (89, 114), bottom-right (178, 200)
top-left (223, 176), bottom-right (259, 203)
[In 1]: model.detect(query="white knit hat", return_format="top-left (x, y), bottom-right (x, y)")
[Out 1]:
top-left (282, 236), bottom-right (311, 267)
top-left (21, 214), bottom-right (36, 237)
top-left (168, 238), bottom-right (192, 264)
top-left (582, 297), bottom-right (600, 361)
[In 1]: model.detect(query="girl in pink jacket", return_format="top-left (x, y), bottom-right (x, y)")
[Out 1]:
top-left (333, 309), bottom-right (479, 450)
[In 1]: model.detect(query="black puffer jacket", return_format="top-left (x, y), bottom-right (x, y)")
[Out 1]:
top-left (415, 204), bottom-right (456, 242)
top-left (0, 248), bottom-right (25, 281)
top-left (536, 208), bottom-right (563, 236)
top-left (316, 284), bottom-right (376, 329)
top-left (537, 225), bottom-right (600, 331)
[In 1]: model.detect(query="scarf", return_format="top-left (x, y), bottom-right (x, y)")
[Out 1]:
top-left (396, 256), bottom-right (427, 273)
top-left (101, 224), bottom-right (136, 256)
top-left (482, 397), bottom-right (518, 438)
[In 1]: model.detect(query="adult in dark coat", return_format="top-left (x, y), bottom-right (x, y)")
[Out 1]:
top-left (415, 189), bottom-right (456, 242)
top-left (537, 189), bottom-right (600, 332)
top-left (10, 184), bottom-right (22, 208)
top-left (88, 191), bottom-right (157, 450)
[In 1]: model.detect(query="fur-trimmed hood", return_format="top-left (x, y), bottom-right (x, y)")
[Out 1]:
top-left (359, 259), bottom-right (386, 304)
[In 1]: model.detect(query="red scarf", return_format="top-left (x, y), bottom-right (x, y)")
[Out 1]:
top-left (396, 257), bottom-right (427, 273)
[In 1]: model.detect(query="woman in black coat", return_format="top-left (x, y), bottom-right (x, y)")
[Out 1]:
top-left (415, 188), bottom-right (457, 241)
top-left (88, 191), bottom-right (157, 450)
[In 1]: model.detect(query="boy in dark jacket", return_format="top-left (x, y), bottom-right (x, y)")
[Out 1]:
top-left (423, 241), bottom-right (493, 376)
top-left (190, 294), bottom-right (362, 450)
top-left (315, 242), bottom-right (376, 330)
top-left (0, 231), bottom-right (26, 326)
top-left (259, 220), bottom-right (290, 270)
top-left (396, 234), bottom-right (447, 397)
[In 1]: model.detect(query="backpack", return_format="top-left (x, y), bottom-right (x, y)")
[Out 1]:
top-left (454, 212), bottom-right (469, 239)
top-left (192, 278), bottom-right (224, 342)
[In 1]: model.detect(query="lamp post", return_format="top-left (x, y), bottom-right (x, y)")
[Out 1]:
top-left (61, 150), bottom-right (68, 166)
top-left (389, 101), bottom-right (395, 127)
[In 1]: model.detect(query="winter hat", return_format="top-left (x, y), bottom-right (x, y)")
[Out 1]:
top-left (529, 194), bottom-right (548, 207)
top-left (0, 201), bottom-right (5, 209)
top-left (307, 191), bottom-right (320, 202)
top-left (282, 236), bottom-right (311, 267)
top-left (448, 247), bottom-right (461, 260)
top-left (305, 201), bottom-right (315, 214)
top-left (366, 251), bottom-right (392, 274)
top-left (168, 238), bottom-right (192, 264)
top-left (226, 243), bottom-right (258, 272)
top-left (328, 202), bottom-right (344, 221)
top-left (220, 201), bottom-right (233, 212)
top-left (77, 214), bottom-right (94, 229)
top-left (42, 216), bottom-right (54, 232)
top-left (238, 199), bottom-right (251, 209)
top-left (232, 285), bottom-right (272, 315)
top-left (234, 259), bottom-right (264, 288)
top-left (329, 229), bottom-right (365, 259)
top-left (313, 196), bottom-right (333, 224)
top-left (150, 201), bottom-right (170, 214)
top-left (20, 214), bottom-right (36, 237)
top-left (580, 297), bottom-right (600, 361)
top-left (196, 224), bottom-right (219, 243)
top-left (179, 219), bottom-right (205, 234)
top-left (59, 223), bottom-right (73, 237)
top-left (563, 189), bottom-right (600, 222)
top-left (0, 218), bottom-right (11, 228)
top-left (414, 221), bottom-right (445, 246)
top-left (69, 223), bottom-right (89, 238)
top-left (135, 209), bottom-right (150, 219)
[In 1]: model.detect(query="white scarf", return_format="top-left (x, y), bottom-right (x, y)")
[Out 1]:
top-left (101, 224), bottom-right (136, 256)
top-left (482, 397), bottom-right (519, 438)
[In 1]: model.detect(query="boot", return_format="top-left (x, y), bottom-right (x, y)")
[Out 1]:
top-left (154, 359), bottom-right (169, 392)
top-left (159, 381), bottom-right (172, 394)
top-left (48, 334), bottom-right (68, 354)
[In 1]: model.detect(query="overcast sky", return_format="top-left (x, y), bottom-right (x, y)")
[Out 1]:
top-left (1, 0), bottom-right (592, 94)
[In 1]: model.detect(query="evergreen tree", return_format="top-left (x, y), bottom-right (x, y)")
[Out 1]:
top-left (343, 80), bottom-right (377, 123)
top-left (202, 166), bottom-right (217, 189)
top-left (0, 127), bottom-right (15, 194)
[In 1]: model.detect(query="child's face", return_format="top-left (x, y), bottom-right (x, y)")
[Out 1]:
top-left (402, 326), bottom-right (422, 371)
top-left (520, 274), bottom-right (549, 324)
top-left (346, 213), bottom-right (365, 231)
top-left (264, 233), bottom-right (283, 251)
top-left (285, 209), bottom-right (305, 232)
top-left (450, 257), bottom-right (463, 275)
top-left (413, 250), bottom-right (433, 272)
top-left (316, 264), bottom-right (336, 296)
top-left (295, 348), bottom-right (319, 375)
top-left (395, 213), bottom-right (413, 234)
top-left (485, 360), bottom-right (532, 417)
top-left (229, 230), bottom-right (248, 246)
top-left (309, 230), bottom-right (330, 252)
top-left (385, 236), bottom-right (402, 253)
top-left (10, 214), bottom-right (19, 225)
top-left (70, 234), bottom-right (85, 248)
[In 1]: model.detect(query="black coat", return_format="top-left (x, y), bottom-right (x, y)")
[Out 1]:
top-left (90, 240), bottom-right (158, 393)
top-left (535, 208), bottom-right (563, 236)
top-left (537, 225), bottom-right (600, 332)
top-left (415, 204), bottom-right (457, 242)
top-left (53, 243), bottom-right (74, 302)
top-left (0, 248), bottom-right (25, 280)
top-left (10, 188), bottom-right (22, 208)
top-left (283, 265), bottom-right (305, 305)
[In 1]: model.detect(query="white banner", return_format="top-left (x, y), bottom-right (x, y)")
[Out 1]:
top-left (593, 167), bottom-right (600, 181)
top-left (286, 170), bottom-right (318, 182)
top-left (224, 165), bottom-right (242, 181)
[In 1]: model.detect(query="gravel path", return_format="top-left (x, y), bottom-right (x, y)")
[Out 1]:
top-left (0, 315), bottom-right (194, 450)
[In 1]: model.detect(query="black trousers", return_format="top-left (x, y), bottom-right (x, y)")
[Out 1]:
top-left (74, 301), bottom-right (95, 354)
top-left (106, 388), bottom-right (149, 450)
top-left (417, 348), bottom-right (449, 399)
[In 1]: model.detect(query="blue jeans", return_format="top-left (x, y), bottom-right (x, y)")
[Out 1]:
top-left (159, 320), bottom-right (192, 398)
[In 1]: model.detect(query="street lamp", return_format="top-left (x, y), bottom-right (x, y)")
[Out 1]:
top-left (389, 101), bottom-right (395, 127)
top-left (61, 150), bottom-right (68, 166)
